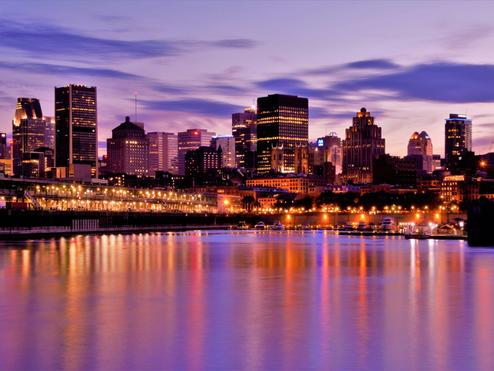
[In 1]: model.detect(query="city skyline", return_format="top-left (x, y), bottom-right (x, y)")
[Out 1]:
top-left (1, 1), bottom-right (494, 158)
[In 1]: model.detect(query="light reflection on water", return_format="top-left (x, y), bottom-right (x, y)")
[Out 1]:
top-left (0, 231), bottom-right (493, 370)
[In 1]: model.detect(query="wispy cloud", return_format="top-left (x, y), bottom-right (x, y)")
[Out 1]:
top-left (0, 21), bottom-right (258, 62)
top-left (141, 98), bottom-right (240, 117)
top-left (331, 62), bottom-right (494, 103)
top-left (0, 61), bottom-right (142, 80)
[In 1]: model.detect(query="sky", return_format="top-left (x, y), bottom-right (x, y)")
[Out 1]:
top-left (1, 0), bottom-right (494, 157)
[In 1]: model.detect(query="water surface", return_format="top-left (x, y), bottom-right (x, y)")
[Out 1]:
top-left (0, 231), bottom-right (493, 370)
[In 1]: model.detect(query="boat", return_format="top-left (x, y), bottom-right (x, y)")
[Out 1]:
top-left (235, 221), bottom-right (249, 230)
top-left (254, 221), bottom-right (266, 230)
top-left (381, 217), bottom-right (396, 232)
top-left (271, 222), bottom-right (284, 230)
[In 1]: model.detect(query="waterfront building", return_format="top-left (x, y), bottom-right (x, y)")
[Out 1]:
top-left (178, 129), bottom-right (215, 175)
top-left (246, 175), bottom-right (325, 195)
top-left (211, 135), bottom-right (236, 168)
top-left (407, 131), bottom-right (433, 173)
top-left (232, 106), bottom-right (257, 168)
top-left (184, 146), bottom-right (221, 177)
top-left (147, 132), bottom-right (178, 175)
top-left (55, 85), bottom-right (98, 177)
top-left (342, 107), bottom-right (385, 184)
top-left (445, 114), bottom-right (472, 173)
top-left (107, 116), bottom-right (148, 176)
top-left (256, 94), bottom-right (309, 174)
top-left (12, 98), bottom-right (51, 177)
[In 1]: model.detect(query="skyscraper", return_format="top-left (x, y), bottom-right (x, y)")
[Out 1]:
top-left (342, 107), bottom-right (385, 184)
top-left (211, 135), bottom-right (236, 168)
top-left (147, 132), bottom-right (178, 175)
top-left (232, 106), bottom-right (256, 168)
top-left (12, 98), bottom-right (48, 176)
top-left (256, 94), bottom-right (309, 174)
top-left (107, 116), bottom-right (148, 176)
top-left (313, 133), bottom-right (342, 174)
top-left (445, 114), bottom-right (472, 172)
top-left (0, 133), bottom-right (7, 159)
top-left (55, 85), bottom-right (98, 177)
top-left (177, 129), bottom-right (215, 175)
top-left (407, 131), bottom-right (433, 173)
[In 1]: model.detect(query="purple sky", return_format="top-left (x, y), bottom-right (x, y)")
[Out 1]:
top-left (1, 0), bottom-right (494, 157)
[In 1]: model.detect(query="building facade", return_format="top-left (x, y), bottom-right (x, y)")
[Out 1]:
top-left (184, 146), bottom-right (221, 177)
top-left (147, 132), bottom-right (178, 175)
top-left (232, 106), bottom-right (257, 168)
top-left (256, 94), bottom-right (309, 174)
top-left (342, 108), bottom-right (385, 184)
top-left (212, 135), bottom-right (236, 168)
top-left (312, 133), bottom-right (342, 174)
top-left (445, 114), bottom-right (473, 173)
top-left (12, 98), bottom-right (52, 177)
top-left (107, 116), bottom-right (148, 176)
top-left (407, 131), bottom-right (433, 173)
top-left (177, 129), bottom-right (215, 175)
top-left (0, 133), bottom-right (6, 159)
top-left (55, 85), bottom-right (98, 177)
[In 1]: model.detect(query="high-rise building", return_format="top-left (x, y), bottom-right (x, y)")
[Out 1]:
top-left (12, 98), bottom-right (49, 176)
top-left (177, 129), bottom-right (215, 175)
top-left (0, 133), bottom-right (7, 159)
top-left (407, 131), bottom-right (433, 173)
top-left (256, 94), bottom-right (309, 174)
top-left (185, 146), bottom-right (221, 177)
top-left (211, 135), bottom-right (236, 168)
top-left (232, 106), bottom-right (256, 168)
top-left (445, 114), bottom-right (472, 172)
top-left (342, 107), bottom-right (385, 184)
top-left (44, 116), bottom-right (55, 151)
top-left (147, 132), bottom-right (178, 175)
top-left (107, 116), bottom-right (148, 176)
top-left (55, 85), bottom-right (98, 177)
top-left (312, 133), bottom-right (342, 174)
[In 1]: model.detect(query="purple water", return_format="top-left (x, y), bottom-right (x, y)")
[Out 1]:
top-left (0, 231), bottom-right (493, 370)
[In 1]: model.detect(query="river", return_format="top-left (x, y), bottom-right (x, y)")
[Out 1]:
top-left (0, 231), bottom-right (493, 370)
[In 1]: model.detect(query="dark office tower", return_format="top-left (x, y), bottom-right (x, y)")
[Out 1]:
top-left (177, 129), bottom-right (215, 175)
top-left (256, 94), bottom-right (309, 174)
top-left (232, 106), bottom-right (256, 168)
top-left (12, 98), bottom-right (47, 176)
top-left (445, 114), bottom-right (472, 172)
top-left (107, 116), bottom-right (148, 176)
top-left (0, 133), bottom-right (7, 159)
top-left (185, 146), bottom-right (222, 177)
top-left (342, 108), bottom-right (385, 184)
top-left (55, 85), bottom-right (98, 177)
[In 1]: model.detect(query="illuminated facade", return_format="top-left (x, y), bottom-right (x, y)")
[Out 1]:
top-left (147, 132), bottom-right (178, 175)
top-left (211, 135), bottom-right (236, 168)
top-left (256, 94), bottom-right (309, 174)
top-left (407, 131), bottom-right (433, 173)
top-left (342, 108), bottom-right (385, 184)
top-left (107, 116), bottom-right (148, 176)
top-left (55, 85), bottom-right (98, 177)
top-left (445, 114), bottom-right (472, 172)
top-left (12, 98), bottom-right (52, 177)
top-left (246, 176), bottom-right (325, 195)
top-left (232, 106), bottom-right (257, 168)
top-left (177, 129), bottom-right (215, 175)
